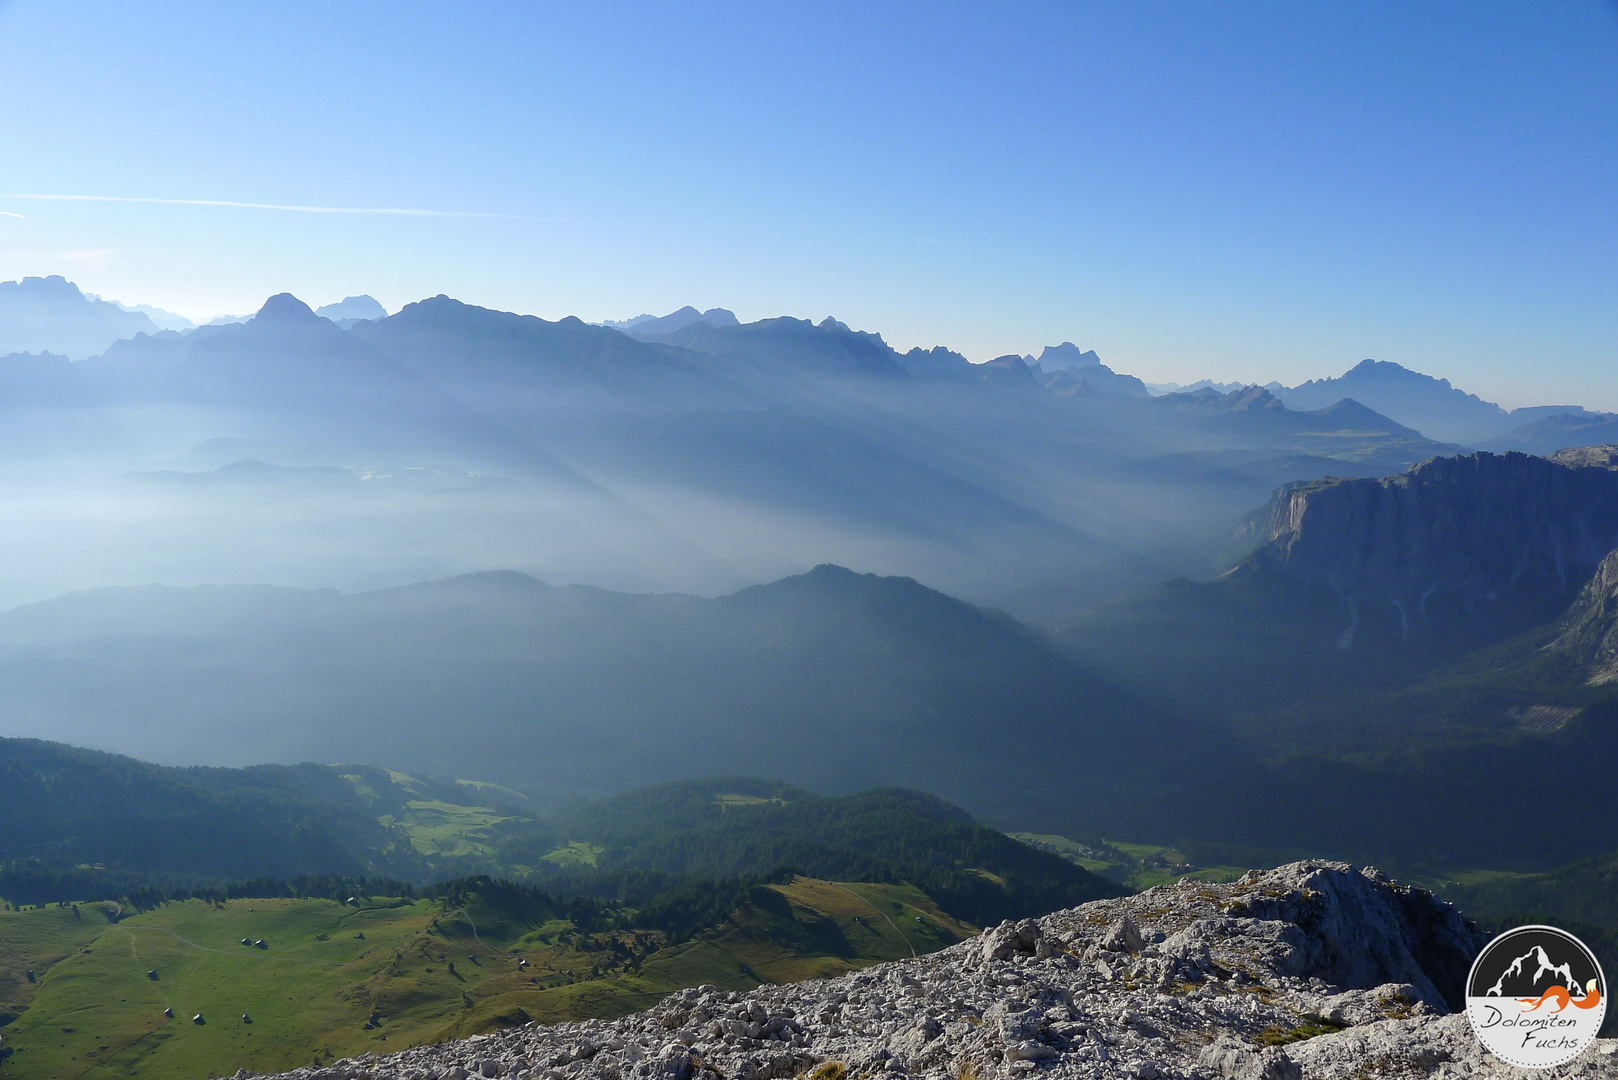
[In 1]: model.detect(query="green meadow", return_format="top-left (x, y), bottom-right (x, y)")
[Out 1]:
top-left (0, 876), bottom-right (974, 1080)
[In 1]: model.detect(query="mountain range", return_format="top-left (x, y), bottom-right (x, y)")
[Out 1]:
top-left (7, 281), bottom-right (1609, 450)
top-left (0, 284), bottom-right (1463, 620)
top-left (3, 280), bottom-right (1618, 873)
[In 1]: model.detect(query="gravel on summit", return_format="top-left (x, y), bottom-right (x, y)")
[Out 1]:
top-left (240, 862), bottom-right (1618, 1080)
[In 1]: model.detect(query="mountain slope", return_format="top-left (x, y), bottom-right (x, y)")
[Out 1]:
top-left (0, 739), bottom-right (393, 886)
top-left (544, 778), bottom-right (1122, 921)
top-left (1550, 547), bottom-right (1618, 683)
top-left (0, 566), bottom-right (1218, 839)
top-left (240, 864), bottom-right (1525, 1080)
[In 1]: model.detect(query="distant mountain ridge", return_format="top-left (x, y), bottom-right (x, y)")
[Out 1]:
top-left (1272, 357), bottom-right (1610, 448)
top-left (1488, 409), bottom-right (1618, 458)
top-left (1276, 359), bottom-right (1509, 444)
top-left (0, 275), bottom-right (160, 359)
top-left (606, 305), bottom-right (739, 336)
top-left (6, 276), bottom-right (1611, 452)
top-left (0, 279), bottom-right (1545, 623)
top-left (315, 294), bottom-right (387, 327)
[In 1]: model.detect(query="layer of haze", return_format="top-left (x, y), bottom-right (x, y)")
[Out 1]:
top-left (2, 2), bottom-right (1616, 408)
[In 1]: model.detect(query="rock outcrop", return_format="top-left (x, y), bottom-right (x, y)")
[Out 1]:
top-left (1235, 451), bottom-right (1618, 626)
top-left (240, 862), bottom-right (1618, 1080)
top-left (1549, 444), bottom-right (1618, 471)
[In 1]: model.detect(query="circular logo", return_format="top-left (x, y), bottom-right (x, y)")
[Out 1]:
top-left (1466, 924), bottom-right (1606, 1069)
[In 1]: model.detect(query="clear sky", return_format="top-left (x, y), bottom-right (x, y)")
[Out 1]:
top-left (1, 1), bottom-right (1615, 408)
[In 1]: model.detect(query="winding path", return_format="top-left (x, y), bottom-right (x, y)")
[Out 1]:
top-left (830, 883), bottom-right (916, 959)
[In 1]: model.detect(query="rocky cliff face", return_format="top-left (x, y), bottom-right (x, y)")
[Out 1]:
top-left (1553, 547), bottom-right (1618, 684)
top-left (1235, 452), bottom-right (1618, 635)
top-left (243, 863), bottom-right (1617, 1080)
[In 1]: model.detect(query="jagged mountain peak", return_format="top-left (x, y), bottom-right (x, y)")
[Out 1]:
top-left (1483, 944), bottom-right (1581, 998)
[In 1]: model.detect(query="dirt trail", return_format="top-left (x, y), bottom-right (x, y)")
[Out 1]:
top-left (830, 883), bottom-right (915, 959)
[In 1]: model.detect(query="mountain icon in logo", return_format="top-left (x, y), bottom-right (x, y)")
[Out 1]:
top-left (1484, 943), bottom-right (1582, 998)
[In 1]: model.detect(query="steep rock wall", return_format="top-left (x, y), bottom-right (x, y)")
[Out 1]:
top-left (1238, 452), bottom-right (1618, 617)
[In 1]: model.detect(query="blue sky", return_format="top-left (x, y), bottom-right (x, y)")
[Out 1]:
top-left (1, 1), bottom-right (1615, 407)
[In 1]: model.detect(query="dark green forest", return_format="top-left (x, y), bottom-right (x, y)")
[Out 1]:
top-left (0, 740), bottom-right (1117, 938)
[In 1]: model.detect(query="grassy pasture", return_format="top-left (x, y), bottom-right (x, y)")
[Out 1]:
top-left (0, 877), bottom-right (970, 1080)
top-left (539, 842), bottom-right (602, 869)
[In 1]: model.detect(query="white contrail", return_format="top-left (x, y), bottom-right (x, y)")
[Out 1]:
top-left (5, 194), bottom-right (517, 219)
top-left (0, 210), bottom-right (24, 218)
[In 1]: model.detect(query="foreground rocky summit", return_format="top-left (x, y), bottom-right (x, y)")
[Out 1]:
top-left (248, 863), bottom-right (1618, 1080)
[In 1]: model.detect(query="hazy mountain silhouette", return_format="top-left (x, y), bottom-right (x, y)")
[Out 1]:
top-left (9, 550), bottom-right (1618, 866)
top-left (0, 275), bottom-right (160, 359)
top-left (68, 293), bottom-right (598, 482)
top-left (352, 294), bottom-right (757, 413)
top-left (1036, 342), bottom-right (1102, 369)
top-left (647, 314), bottom-right (916, 382)
top-left (315, 294), bottom-right (388, 327)
top-left (108, 298), bottom-right (195, 332)
top-left (1276, 359), bottom-right (1509, 444)
top-left (1487, 409), bottom-right (1618, 457)
top-left (0, 280), bottom-right (1490, 619)
top-left (607, 306), bottom-right (739, 336)
top-left (1038, 360), bottom-right (1150, 398)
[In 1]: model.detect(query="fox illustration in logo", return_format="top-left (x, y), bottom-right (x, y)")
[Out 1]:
top-left (1519, 979), bottom-right (1602, 1013)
